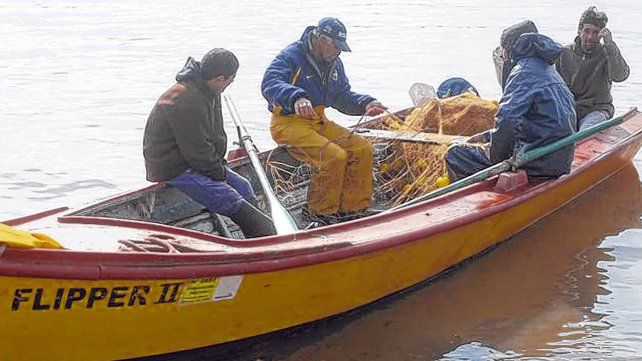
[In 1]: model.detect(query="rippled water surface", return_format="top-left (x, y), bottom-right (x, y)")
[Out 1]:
top-left (2, 1), bottom-right (642, 360)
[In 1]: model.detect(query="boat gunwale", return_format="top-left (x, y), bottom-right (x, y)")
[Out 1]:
top-left (2, 207), bottom-right (69, 227)
top-left (1, 110), bottom-right (641, 281)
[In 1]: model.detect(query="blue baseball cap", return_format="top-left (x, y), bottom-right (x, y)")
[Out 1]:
top-left (316, 17), bottom-right (351, 52)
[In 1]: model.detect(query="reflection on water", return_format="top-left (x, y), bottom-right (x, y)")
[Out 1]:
top-left (156, 165), bottom-right (642, 360)
top-left (288, 165), bottom-right (642, 361)
top-left (441, 342), bottom-right (518, 360)
top-left (592, 231), bottom-right (642, 357)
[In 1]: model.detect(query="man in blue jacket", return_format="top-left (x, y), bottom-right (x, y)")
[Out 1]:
top-left (262, 17), bottom-right (387, 221)
top-left (445, 21), bottom-right (577, 182)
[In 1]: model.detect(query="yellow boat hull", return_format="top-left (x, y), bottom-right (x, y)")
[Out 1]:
top-left (2, 111), bottom-right (642, 360)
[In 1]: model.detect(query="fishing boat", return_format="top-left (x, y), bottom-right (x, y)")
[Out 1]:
top-left (1, 105), bottom-right (641, 360)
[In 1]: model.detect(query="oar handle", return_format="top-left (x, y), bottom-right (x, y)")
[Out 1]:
top-left (223, 95), bottom-right (299, 235)
top-left (512, 111), bottom-right (630, 167)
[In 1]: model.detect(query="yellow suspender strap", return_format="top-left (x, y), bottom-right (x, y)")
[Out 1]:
top-left (272, 67), bottom-right (302, 116)
top-left (291, 67), bottom-right (302, 85)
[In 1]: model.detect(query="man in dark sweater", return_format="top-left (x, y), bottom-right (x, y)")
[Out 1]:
top-left (143, 48), bottom-right (275, 238)
top-left (556, 6), bottom-right (630, 131)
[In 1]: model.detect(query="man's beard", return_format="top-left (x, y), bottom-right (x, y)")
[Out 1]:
top-left (582, 41), bottom-right (599, 52)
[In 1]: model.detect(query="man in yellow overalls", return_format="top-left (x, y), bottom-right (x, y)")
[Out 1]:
top-left (261, 17), bottom-right (387, 222)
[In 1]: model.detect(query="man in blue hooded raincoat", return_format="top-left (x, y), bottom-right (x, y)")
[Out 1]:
top-left (261, 17), bottom-right (387, 221)
top-left (445, 21), bottom-right (577, 182)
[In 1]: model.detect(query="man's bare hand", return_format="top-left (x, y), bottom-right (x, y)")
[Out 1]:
top-left (599, 27), bottom-right (613, 45)
top-left (294, 97), bottom-right (317, 118)
top-left (365, 101), bottom-right (388, 116)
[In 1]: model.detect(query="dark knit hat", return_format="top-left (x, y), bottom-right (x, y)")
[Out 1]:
top-left (201, 48), bottom-right (239, 80)
top-left (578, 6), bottom-right (608, 31)
top-left (500, 20), bottom-right (538, 51)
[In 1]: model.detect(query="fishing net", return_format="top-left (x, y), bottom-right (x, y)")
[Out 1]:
top-left (371, 92), bottom-right (498, 205)
top-left (266, 92), bottom-right (499, 218)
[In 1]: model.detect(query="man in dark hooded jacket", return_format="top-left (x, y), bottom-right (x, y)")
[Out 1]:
top-left (556, 6), bottom-right (629, 131)
top-left (445, 22), bottom-right (577, 182)
top-left (143, 48), bottom-right (275, 238)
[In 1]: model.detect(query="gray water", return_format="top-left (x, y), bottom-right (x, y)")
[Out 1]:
top-left (2, 1), bottom-right (642, 360)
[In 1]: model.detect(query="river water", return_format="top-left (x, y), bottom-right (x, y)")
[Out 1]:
top-left (2, 1), bottom-right (642, 360)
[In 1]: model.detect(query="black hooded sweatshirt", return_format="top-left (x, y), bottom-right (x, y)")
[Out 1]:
top-left (556, 37), bottom-right (629, 120)
top-left (143, 58), bottom-right (227, 182)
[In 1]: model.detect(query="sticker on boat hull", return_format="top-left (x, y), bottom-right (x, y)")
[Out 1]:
top-left (179, 275), bottom-right (243, 304)
top-left (213, 275), bottom-right (243, 301)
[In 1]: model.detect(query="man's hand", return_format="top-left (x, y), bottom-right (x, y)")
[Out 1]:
top-left (599, 27), bottom-right (613, 45)
top-left (294, 97), bottom-right (317, 119)
top-left (466, 132), bottom-right (488, 144)
top-left (365, 101), bottom-right (388, 116)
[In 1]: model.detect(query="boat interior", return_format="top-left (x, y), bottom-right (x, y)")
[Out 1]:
top-left (66, 140), bottom-right (411, 239)
top-left (65, 108), bottom-right (468, 239)
top-left (61, 106), bottom-right (642, 243)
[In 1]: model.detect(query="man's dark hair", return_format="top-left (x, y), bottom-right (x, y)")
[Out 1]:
top-left (578, 6), bottom-right (608, 31)
top-left (201, 48), bottom-right (239, 80)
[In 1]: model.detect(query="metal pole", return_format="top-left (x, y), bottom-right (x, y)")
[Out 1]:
top-left (223, 95), bottom-right (299, 235)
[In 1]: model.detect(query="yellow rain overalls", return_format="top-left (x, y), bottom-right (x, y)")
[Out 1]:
top-left (0, 223), bottom-right (63, 249)
top-left (271, 106), bottom-right (373, 215)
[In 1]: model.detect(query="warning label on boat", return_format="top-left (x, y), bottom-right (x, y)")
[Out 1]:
top-left (180, 278), bottom-right (219, 304)
top-left (179, 275), bottom-right (243, 304)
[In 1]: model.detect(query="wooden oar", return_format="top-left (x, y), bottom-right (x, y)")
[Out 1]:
top-left (389, 109), bottom-right (636, 211)
top-left (354, 128), bottom-right (466, 145)
top-left (223, 95), bottom-right (298, 235)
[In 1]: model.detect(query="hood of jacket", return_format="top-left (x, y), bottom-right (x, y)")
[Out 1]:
top-left (176, 57), bottom-right (202, 82)
top-left (174, 57), bottom-right (215, 99)
top-left (299, 26), bottom-right (315, 44)
top-left (511, 34), bottom-right (564, 64)
top-left (295, 26), bottom-right (317, 58)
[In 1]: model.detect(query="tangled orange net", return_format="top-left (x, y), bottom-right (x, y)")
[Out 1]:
top-left (370, 92), bottom-right (498, 205)
top-left (267, 92), bottom-right (499, 210)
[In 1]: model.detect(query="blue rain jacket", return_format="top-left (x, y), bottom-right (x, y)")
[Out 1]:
top-left (490, 33), bottom-right (577, 178)
top-left (261, 27), bottom-right (375, 116)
